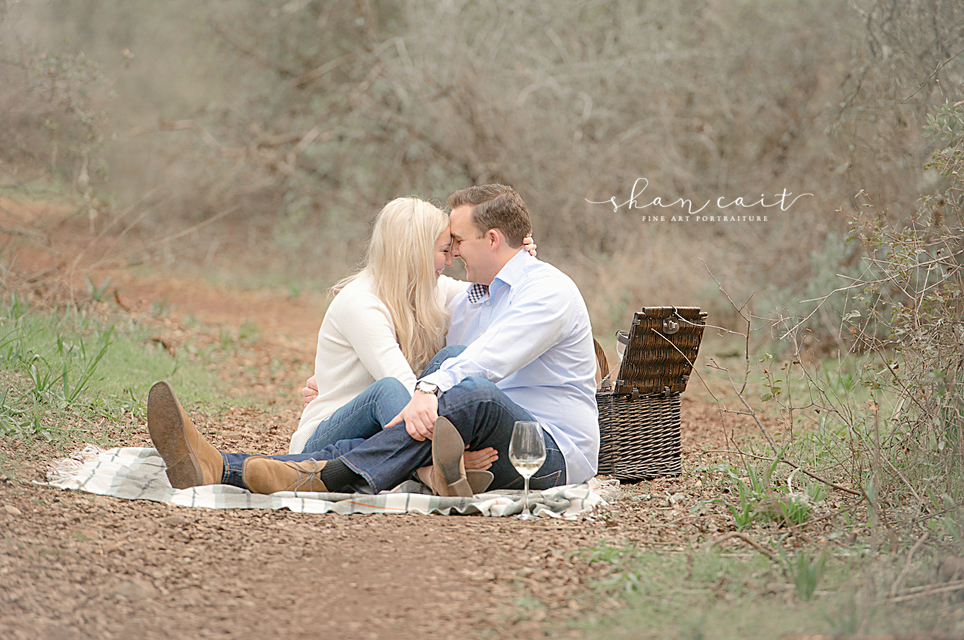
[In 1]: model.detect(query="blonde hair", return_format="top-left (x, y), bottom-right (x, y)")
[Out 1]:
top-left (334, 197), bottom-right (450, 373)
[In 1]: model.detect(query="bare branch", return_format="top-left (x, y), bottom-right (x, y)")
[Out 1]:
top-left (888, 532), bottom-right (929, 600)
top-left (292, 53), bottom-right (354, 88)
top-left (129, 119), bottom-right (223, 150)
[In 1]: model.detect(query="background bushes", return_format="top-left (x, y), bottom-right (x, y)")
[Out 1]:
top-left (2, 0), bottom-right (962, 345)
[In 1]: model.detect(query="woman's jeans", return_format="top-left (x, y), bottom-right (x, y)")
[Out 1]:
top-left (221, 346), bottom-right (568, 493)
top-left (299, 345), bottom-right (463, 452)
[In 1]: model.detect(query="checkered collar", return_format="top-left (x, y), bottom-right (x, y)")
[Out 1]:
top-left (466, 283), bottom-right (489, 303)
top-left (465, 250), bottom-right (531, 304)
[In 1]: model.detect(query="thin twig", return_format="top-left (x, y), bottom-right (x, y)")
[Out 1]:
top-left (799, 508), bottom-right (847, 529)
top-left (649, 325), bottom-right (718, 404)
top-left (66, 185), bottom-right (168, 305)
top-left (701, 261), bottom-right (752, 394)
top-left (128, 119), bottom-right (222, 149)
top-left (698, 264), bottom-right (864, 498)
top-left (292, 53), bottom-right (354, 88)
top-left (889, 532), bottom-right (929, 600)
top-left (903, 46), bottom-right (964, 102)
top-left (136, 204), bottom-right (241, 253)
top-left (707, 445), bottom-right (861, 497)
top-left (874, 348), bottom-right (934, 434)
top-left (773, 455), bottom-right (860, 496)
top-left (709, 532), bottom-right (787, 578)
top-left (912, 505), bottom-right (961, 526)
top-left (888, 579), bottom-right (964, 603)
top-left (879, 443), bottom-right (923, 506)
top-left (710, 531), bottom-right (778, 560)
top-left (0, 223), bottom-right (46, 240)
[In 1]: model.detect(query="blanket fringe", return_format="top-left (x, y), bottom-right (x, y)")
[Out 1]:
top-left (588, 476), bottom-right (620, 501)
top-left (44, 444), bottom-right (107, 487)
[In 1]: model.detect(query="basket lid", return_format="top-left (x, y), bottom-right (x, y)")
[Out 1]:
top-left (609, 306), bottom-right (706, 395)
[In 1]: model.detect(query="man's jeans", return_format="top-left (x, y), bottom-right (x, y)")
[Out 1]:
top-left (221, 349), bottom-right (567, 493)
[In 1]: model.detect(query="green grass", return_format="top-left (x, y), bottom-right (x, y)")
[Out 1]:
top-left (691, 331), bottom-right (921, 524)
top-left (0, 293), bottom-right (225, 444)
top-left (565, 542), bottom-right (961, 639)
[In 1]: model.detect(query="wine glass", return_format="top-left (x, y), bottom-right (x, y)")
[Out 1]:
top-left (509, 421), bottom-right (547, 521)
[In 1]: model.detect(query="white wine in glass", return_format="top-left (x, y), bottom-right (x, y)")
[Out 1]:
top-left (509, 421), bottom-right (546, 520)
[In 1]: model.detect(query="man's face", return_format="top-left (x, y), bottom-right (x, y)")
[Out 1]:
top-left (449, 205), bottom-right (491, 284)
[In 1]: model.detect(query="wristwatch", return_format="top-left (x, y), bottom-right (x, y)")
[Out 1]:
top-left (415, 380), bottom-right (439, 396)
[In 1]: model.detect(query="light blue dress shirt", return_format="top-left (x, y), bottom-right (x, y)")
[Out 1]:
top-left (421, 249), bottom-right (599, 484)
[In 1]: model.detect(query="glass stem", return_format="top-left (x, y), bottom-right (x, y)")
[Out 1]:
top-left (523, 476), bottom-right (531, 517)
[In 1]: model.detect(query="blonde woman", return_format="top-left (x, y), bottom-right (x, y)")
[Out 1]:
top-left (290, 197), bottom-right (471, 453)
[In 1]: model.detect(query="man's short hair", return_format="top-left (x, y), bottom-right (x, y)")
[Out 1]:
top-left (448, 184), bottom-right (532, 247)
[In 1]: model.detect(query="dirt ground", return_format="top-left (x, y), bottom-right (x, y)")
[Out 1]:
top-left (0, 197), bottom-right (779, 639)
top-left (1, 409), bottom-right (738, 640)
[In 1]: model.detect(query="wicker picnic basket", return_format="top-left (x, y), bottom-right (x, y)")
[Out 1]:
top-left (596, 306), bottom-right (706, 482)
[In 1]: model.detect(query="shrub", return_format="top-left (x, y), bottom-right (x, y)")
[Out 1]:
top-left (846, 101), bottom-right (964, 510)
top-left (0, 4), bottom-right (111, 190)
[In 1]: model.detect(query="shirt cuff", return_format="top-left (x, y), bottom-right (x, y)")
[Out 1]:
top-left (420, 369), bottom-right (460, 394)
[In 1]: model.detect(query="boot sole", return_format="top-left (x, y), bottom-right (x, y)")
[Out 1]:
top-left (147, 381), bottom-right (203, 489)
top-left (433, 417), bottom-right (472, 497)
top-left (466, 470), bottom-right (494, 494)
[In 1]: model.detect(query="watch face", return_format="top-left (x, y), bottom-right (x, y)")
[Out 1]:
top-left (417, 382), bottom-right (438, 394)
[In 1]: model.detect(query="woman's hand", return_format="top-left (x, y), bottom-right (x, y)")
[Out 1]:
top-left (464, 446), bottom-right (498, 470)
top-left (302, 375), bottom-right (319, 407)
top-left (523, 235), bottom-right (537, 258)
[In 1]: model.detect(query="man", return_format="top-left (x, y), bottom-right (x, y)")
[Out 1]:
top-left (148, 185), bottom-right (598, 496)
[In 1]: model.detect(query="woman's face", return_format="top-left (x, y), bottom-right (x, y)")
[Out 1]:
top-left (433, 230), bottom-right (454, 278)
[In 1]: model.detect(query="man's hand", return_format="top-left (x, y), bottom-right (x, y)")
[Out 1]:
top-left (301, 375), bottom-right (319, 407)
top-left (464, 447), bottom-right (498, 470)
top-left (385, 391), bottom-right (438, 441)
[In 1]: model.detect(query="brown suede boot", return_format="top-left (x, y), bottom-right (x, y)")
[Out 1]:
top-left (147, 381), bottom-right (223, 489)
top-left (416, 417), bottom-right (473, 497)
top-left (241, 457), bottom-right (329, 494)
top-left (417, 466), bottom-right (493, 495)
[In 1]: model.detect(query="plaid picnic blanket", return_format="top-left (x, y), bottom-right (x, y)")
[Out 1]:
top-left (44, 446), bottom-right (616, 518)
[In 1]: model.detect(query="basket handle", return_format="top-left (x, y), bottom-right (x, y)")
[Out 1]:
top-left (593, 338), bottom-right (609, 390)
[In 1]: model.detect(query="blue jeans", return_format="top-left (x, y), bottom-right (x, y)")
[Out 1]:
top-left (221, 361), bottom-right (567, 492)
top-left (299, 345), bottom-right (464, 452)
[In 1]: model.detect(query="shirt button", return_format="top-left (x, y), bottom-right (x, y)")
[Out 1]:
top-left (485, 301), bottom-right (490, 306)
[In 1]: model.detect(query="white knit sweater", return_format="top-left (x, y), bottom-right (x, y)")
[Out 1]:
top-left (289, 273), bottom-right (468, 454)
